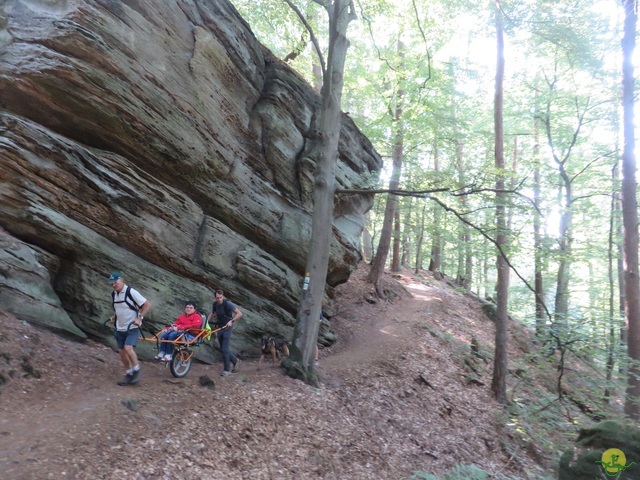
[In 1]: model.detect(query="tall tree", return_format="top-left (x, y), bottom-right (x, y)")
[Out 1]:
top-left (605, 162), bottom-right (619, 402)
top-left (415, 201), bottom-right (427, 273)
top-left (455, 139), bottom-right (469, 288)
top-left (491, 2), bottom-right (509, 404)
top-left (392, 206), bottom-right (402, 272)
top-left (539, 68), bottom-right (600, 335)
top-left (615, 164), bottom-right (626, 374)
top-left (621, 0), bottom-right (640, 419)
top-left (533, 81), bottom-right (546, 337)
top-left (400, 196), bottom-right (413, 268)
top-left (283, 0), bottom-right (356, 385)
top-left (367, 37), bottom-right (406, 294)
top-left (428, 146), bottom-right (443, 275)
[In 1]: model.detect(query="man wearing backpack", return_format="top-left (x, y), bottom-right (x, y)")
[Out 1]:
top-left (108, 272), bottom-right (151, 386)
top-left (207, 289), bottom-right (243, 376)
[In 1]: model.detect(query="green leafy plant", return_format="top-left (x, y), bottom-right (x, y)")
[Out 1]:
top-left (412, 463), bottom-right (557, 480)
top-left (412, 464), bottom-right (490, 480)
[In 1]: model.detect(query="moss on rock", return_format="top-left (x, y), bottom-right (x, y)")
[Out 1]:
top-left (559, 420), bottom-right (640, 480)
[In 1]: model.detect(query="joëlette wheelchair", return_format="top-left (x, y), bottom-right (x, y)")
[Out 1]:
top-left (141, 315), bottom-right (227, 378)
top-left (106, 315), bottom-right (226, 378)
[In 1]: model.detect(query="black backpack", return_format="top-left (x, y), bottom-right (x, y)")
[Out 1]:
top-left (112, 286), bottom-right (141, 320)
top-left (212, 299), bottom-right (234, 326)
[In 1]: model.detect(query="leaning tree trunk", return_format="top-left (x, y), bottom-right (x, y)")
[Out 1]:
top-left (286, 0), bottom-right (355, 386)
top-left (491, 3), bottom-right (509, 405)
top-left (367, 38), bottom-right (405, 294)
top-left (367, 124), bottom-right (403, 293)
top-left (621, 0), bottom-right (640, 419)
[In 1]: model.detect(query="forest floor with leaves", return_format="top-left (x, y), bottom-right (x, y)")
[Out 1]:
top-left (0, 264), bottom-right (620, 480)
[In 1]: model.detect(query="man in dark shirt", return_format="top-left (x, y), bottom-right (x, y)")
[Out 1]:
top-left (207, 289), bottom-right (243, 376)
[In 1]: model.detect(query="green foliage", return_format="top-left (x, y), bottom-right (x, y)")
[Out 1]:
top-left (411, 463), bottom-right (556, 480)
top-left (412, 464), bottom-right (490, 480)
top-left (481, 301), bottom-right (498, 324)
top-left (559, 421), bottom-right (640, 480)
top-left (236, 3), bottom-right (627, 462)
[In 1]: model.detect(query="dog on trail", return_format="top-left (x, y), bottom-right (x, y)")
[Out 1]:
top-left (259, 335), bottom-right (290, 369)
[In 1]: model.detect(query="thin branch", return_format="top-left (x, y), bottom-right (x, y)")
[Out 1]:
top-left (356, 0), bottom-right (397, 73)
top-left (336, 187), bottom-right (451, 196)
top-left (336, 185), bottom-right (551, 315)
top-left (569, 150), bottom-right (616, 184)
top-left (427, 195), bottom-right (553, 320)
top-left (410, 0), bottom-right (432, 86)
top-left (282, 0), bottom-right (326, 79)
top-left (561, 95), bottom-right (589, 163)
top-left (572, 192), bottom-right (612, 203)
top-left (336, 178), bottom-right (545, 217)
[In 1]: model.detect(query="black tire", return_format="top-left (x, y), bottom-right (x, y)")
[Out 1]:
top-left (170, 349), bottom-right (192, 378)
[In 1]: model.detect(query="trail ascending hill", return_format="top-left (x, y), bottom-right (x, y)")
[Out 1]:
top-left (0, 264), bottom-right (549, 480)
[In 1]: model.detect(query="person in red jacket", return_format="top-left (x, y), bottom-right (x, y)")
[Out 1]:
top-left (155, 301), bottom-right (204, 361)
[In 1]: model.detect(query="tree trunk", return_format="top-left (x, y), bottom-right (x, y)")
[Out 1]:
top-left (605, 163), bottom-right (618, 402)
top-left (621, 0), bottom-right (640, 419)
top-left (491, 3), bottom-right (509, 405)
top-left (456, 140), bottom-right (467, 287)
top-left (415, 202), bottom-right (427, 274)
top-left (542, 82), bottom-right (583, 336)
top-left (307, 10), bottom-right (323, 94)
top-left (483, 242), bottom-right (491, 300)
top-left (533, 85), bottom-right (546, 337)
top-left (464, 228), bottom-right (472, 292)
top-left (615, 165), bottom-right (627, 375)
top-left (391, 207), bottom-right (401, 272)
top-left (553, 179), bottom-right (573, 332)
top-left (367, 38), bottom-right (405, 294)
top-left (428, 147), bottom-right (442, 275)
top-left (401, 197), bottom-right (412, 268)
top-left (287, 0), bottom-right (355, 386)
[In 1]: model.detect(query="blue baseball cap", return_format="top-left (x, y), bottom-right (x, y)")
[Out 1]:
top-left (108, 272), bottom-right (123, 283)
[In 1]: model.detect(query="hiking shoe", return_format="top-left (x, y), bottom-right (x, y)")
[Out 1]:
top-left (232, 359), bottom-right (241, 373)
top-left (117, 374), bottom-right (133, 386)
top-left (129, 369), bottom-right (141, 385)
top-left (221, 370), bottom-right (231, 377)
top-left (162, 354), bottom-right (172, 362)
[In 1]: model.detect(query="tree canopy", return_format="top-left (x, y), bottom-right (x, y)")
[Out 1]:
top-left (232, 0), bottom-right (639, 416)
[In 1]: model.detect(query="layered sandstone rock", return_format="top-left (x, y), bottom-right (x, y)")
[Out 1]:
top-left (0, 0), bottom-right (381, 359)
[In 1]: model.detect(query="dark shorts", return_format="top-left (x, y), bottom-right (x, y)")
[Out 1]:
top-left (114, 328), bottom-right (140, 350)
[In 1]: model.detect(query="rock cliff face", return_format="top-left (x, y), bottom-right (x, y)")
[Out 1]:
top-left (0, 0), bottom-right (381, 359)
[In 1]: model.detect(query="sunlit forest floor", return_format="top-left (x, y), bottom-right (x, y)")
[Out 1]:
top-left (0, 263), bottom-right (624, 479)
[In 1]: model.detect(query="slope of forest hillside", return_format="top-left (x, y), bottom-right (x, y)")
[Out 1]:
top-left (0, 264), bottom-right (612, 480)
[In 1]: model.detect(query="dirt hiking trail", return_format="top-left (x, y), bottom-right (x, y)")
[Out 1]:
top-left (0, 265), bottom-right (548, 480)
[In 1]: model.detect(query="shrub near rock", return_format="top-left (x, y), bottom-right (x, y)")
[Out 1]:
top-left (559, 420), bottom-right (640, 479)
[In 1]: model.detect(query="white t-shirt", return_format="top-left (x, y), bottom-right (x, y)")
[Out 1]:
top-left (113, 284), bottom-right (147, 331)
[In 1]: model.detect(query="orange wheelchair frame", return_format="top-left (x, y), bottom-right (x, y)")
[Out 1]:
top-left (141, 323), bottom-right (227, 378)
